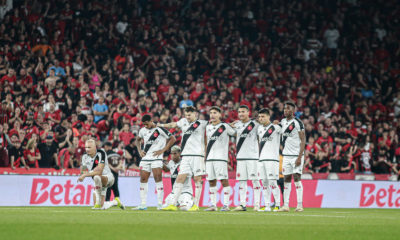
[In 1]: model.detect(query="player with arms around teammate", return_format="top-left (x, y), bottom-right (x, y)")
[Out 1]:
top-left (279, 102), bottom-right (306, 212)
top-left (205, 106), bottom-right (236, 211)
top-left (257, 108), bottom-right (281, 212)
top-left (162, 146), bottom-right (194, 211)
top-left (231, 105), bottom-right (261, 211)
top-left (78, 139), bottom-right (115, 210)
top-left (133, 114), bottom-right (176, 210)
top-left (160, 106), bottom-right (207, 211)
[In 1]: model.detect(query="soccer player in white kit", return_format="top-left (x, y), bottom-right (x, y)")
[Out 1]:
top-left (133, 114), bottom-right (176, 210)
top-left (162, 146), bottom-right (194, 211)
top-left (78, 139), bottom-right (115, 210)
top-left (278, 102), bottom-right (306, 212)
top-left (205, 106), bottom-right (236, 211)
top-left (257, 108), bottom-right (281, 212)
top-left (160, 106), bottom-right (207, 211)
top-left (231, 105), bottom-right (261, 211)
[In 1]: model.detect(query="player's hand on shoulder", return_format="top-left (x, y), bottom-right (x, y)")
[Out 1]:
top-left (139, 150), bottom-right (146, 157)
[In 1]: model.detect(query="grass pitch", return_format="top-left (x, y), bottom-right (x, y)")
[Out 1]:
top-left (0, 207), bottom-right (398, 240)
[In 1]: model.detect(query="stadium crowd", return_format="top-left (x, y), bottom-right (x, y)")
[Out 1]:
top-left (0, 0), bottom-right (399, 177)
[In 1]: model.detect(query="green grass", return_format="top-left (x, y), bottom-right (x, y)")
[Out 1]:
top-left (0, 207), bottom-right (398, 240)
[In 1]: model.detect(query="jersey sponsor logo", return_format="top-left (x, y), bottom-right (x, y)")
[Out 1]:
top-left (236, 121), bottom-right (256, 155)
top-left (259, 125), bottom-right (275, 155)
top-left (180, 120), bottom-right (201, 152)
top-left (206, 125), bottom-right (226, 158)
top-left (144, 129), bottom-right (160, 152)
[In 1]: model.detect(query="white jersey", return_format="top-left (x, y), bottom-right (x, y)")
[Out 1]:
top-left (258, 123), bottom-right (281, 161)
top-left (167, 160), bottom-right (192, 195)
top-left (81, 149), bottom-right (112, 175)
top-left (206, 122), bottom-right (236, 162)
top-left (139, 126), bottom-right (172, 160)
top-left (233, 120), bottom-right (260, 160)
top-left (281, 117), bottom-right (305, 156)
top-left (176, 118), bottom-right (208, 157)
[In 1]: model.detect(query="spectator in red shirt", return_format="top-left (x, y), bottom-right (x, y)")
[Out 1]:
top-left (119, 123), bottom-right (135, 146)
top-left (1, 68), bottom-right (16, 86)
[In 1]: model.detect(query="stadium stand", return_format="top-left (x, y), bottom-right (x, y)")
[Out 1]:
top-left (0, 0), bottom-right (399, 180)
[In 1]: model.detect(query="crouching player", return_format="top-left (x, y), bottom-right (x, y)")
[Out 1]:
top-left (257, 109), bottom-right (281, 212)
top-left (78, 139), bottom-right (118, 210)
top-left (162, 145), bottom-right (194, 211)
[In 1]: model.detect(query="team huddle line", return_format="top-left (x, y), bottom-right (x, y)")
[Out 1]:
top-left (78, 102), bottom-right (306, 212)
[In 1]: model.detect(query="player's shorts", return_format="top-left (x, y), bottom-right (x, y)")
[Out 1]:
top-left (101, 172), bottom-right (115, 196)
top-left (236, 160), bottom-right (258, 180)
top-left (206, 161), bottom-right (228, 181)
top-left (179, 156), bottom-right (206, 177)
top-left (282, 155), bottom-right (305, 175)
top-left (139, 160), bottom-right (163, 173)
top-left (257, 160), bottom-right (279, 180)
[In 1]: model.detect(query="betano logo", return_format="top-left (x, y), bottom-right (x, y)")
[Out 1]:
top-left (360, 183), bottom-right (400, 207)
top-left (30, 178), bottom-right (94, 205)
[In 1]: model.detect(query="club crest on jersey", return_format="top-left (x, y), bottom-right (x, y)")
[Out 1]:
top-left (153, 132), bottom-right (159, 137)
top-left (247, 125), bottom-right (253, 130)
top-left (268, 128), bottom-right (273, 134)
top-left (95, 160), bottom-right (99, 164)
top-left (193, 123), bottom-right (198, 128)
top-left (289, 125), bottom-right (294, 130)
top-left (218, 127), bottom-right (223, 133)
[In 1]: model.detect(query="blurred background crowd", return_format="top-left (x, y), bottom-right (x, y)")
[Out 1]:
top-left (0, 0), bottom-right (399, 177)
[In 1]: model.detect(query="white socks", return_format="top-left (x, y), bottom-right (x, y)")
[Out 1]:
top-left (262, 179), bottom-right (271, 206)
top-left (239, 181), bottom-right (247, 206)
top-left (93, 175), bottom-right (102, 205)
top-left (194, 181), bottom-right (203, 206)
top-left (171, 183), bottom-right (183, 205)
top-left (209, 186), bottom-right (217, 207)
top-left (156, 181), bottom-right (164, 205)
top-left (270, 180), bottom-right (281, 207)
top-left (140, 182), bottom-right (148, 206)
top-left (284, 182), bottom-right (291, 207)
top-left (295, 181), bottom-right (303, 208)
top-left (223, 186), bottom-right (230, 206)
top-left (252, 180), bottom-right (261, 208)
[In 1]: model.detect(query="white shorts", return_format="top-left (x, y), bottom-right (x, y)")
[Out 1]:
top-left (236, 160), bottom-right (258, 180)
top-left (258, 160), bottom-right (279, 180)
top-left (139, 160), bottom-right (163, 173)
top-left (180, 156), bottom-right (206, 177)
top-left (206, 161), bottom-right (228, 181)
top-left (282, 155), bottom-right (304, 175)
top-left (163, 192), bottom-right (193, 211)
top-left (101, 172), bottom-right (115, 196)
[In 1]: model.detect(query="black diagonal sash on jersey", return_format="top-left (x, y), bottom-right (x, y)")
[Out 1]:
top-left (259, 125), bottom-right (275, 155)
top-left (180, 120), bottom-right (201, 152)
top-left (91, 150), bottom-right (106, 170)
top-left (281, 121), bottom-right (295, 149)
top-left (236, 121), bottom-right (256, 155)
top-left (205, 125), bottom-right (226, 158)
top-left (171, 163), bottom-right (180, 187)
top-left (144, 129), bottom-right (160, 152)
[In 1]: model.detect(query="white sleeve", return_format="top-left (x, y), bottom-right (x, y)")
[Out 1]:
top-left (225, 123), bottom-right (236, 136)
top-left (138, 128), bottom-right (145, 138)
top-left (176, 118), bottom-right (185, 129)
top-left (159, 127), bottom-right (172, 138)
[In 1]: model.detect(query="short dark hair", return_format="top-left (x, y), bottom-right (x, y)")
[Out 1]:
top-left (142, 114), bottom-right (152, 122)
top-left (184, 106), bottom-right (197, 113)
top-left (104, 142), bottom-right (112, 147)
top-left (238, 105), bottom-right (249, 111)
top-left (259, 108), bottom-right (270, 116)
top-left (285, 101), bottom-right (296, 109)
top-left (210, 106), bottom-right (222, 113)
